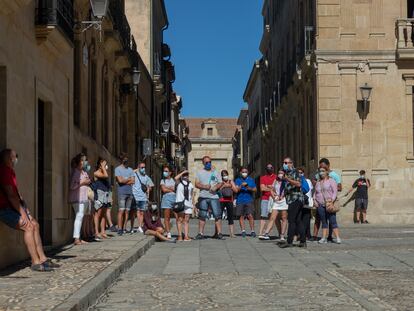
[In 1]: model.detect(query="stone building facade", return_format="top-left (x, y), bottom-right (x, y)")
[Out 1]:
top-left (0, 0), bottom-right (181, 269)
top-left (185, 118), bottom-right (238, 190)
top-left (250, 0), bottom-right (414, 224)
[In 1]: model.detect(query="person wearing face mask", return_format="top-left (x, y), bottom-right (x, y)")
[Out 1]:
top-left (258, 164), bottom-right (277, 238)
top-left (259, 170), bottom-right (288, 241)
top-left (175, 170), bottom-right (195, 241)
top-left (160, 166), bottom-right (177, 239)
top-left (115, 153), bottom-right (135, 236)
top-left (312, 158), bottom-right (342, 242)
top-left (218, 170), bottom-right (238, 238)
top-left (0, 149), bottom-right (59, 271)
top-left (314, 167), bottom-right (341, 244)
top-left (132, 162), bottom-right (154, 233)
top-left (346, 170), bottom-right (371, 224)
top-left (69, 153), bottom-right (91, 245)
top-left (195, 156), bottom-right (224, 240)
top-left (92, 158), bottom-right (111, 240)
top-left (143, 204), bottom-right (176, 243)
top-left (278, 157), bottom-right (307, 248)
top-left (235, 167), bottom-right (257, 238)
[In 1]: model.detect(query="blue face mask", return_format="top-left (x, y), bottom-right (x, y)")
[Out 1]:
top-left (83, 161), bottom-right (91, 172)
top-left (283, 164), bottom-right (289, 171)
top-left (140, 168), bottom-right (146, 175)
top-left (204, 162), bottom-right (212, 170)
top-left (163, 171), bottom-right (169, 178)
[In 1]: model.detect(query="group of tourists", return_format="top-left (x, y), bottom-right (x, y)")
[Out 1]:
top-left (0, 146), bottom-right (371, 272)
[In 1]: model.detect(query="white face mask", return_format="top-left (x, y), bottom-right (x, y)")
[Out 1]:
top-left (12, 158), bottom-right (18, 166)
top-left (278, 174), bottom-right (284, 179)
top-left (241, 173), bottom-right (248, 178)
top-left (223, 176), bottom-right (229, 181)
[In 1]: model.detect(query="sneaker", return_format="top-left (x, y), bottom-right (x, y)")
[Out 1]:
top-left (318, 238), bottom-right (327, 244)
top-left (117, 229), bottom-right (124, 236)
top-left (195, 233), bottom-right (204, 240)
top-left (259, 233), bottom-right (270, 240)
top-left (298, 242), bottom-right (307, 248)
top-left (250, 231), bottom-right (257, 238)
top-left (308, 236), bottom-right (316, 242)
top-left (31, 263), bottom-right (53, 272)
top-left (217, 233), bottom-right (225, 240)
top-left (137, 227), bottom-right (144, 233)
top-left (166, 239), bottom-right (177, 244)
top-left (276, 239), bottom-right (287, 245)
top-left (279, 243), bottom-right (294, 249)
top-left (109, 225), bottom-right (117, 232)
top-left (327, 236), bottom-right (334, 243)
top-left (279, 236), bottom-right (286, 242)
top-left (167, 232), bottom-right (172, 239)
top-left (241, 231), bottom-right (246, 238)
top-left (335, 237), bottom-right (342, 244)
top-left (363, 220), bottom-right (369, 224)
top-left (132, 227), bottom-right (139, 233)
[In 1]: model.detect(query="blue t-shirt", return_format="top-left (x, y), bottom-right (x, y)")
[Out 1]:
top-left (132, 173), bottom-right (154, 202)
top-left (115, 165), bottom-right (134, 195)
top-left (235, 176), bottom-right (256, 204)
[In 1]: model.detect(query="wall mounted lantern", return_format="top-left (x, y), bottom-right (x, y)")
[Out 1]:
top-left (162, 121), bottom-right (171, 134)
top-left (121, 67), bottom-right (141, 95)
top-left (359, 83), bottom-right (373, 126)
top-left (77, 0), bottom-right (109, 40)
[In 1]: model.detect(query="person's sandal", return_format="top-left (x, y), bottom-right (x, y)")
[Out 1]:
top-left (31, 263), bottom-right (53, 272)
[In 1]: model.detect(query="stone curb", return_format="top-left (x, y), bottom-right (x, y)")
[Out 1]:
top-left (53, 237), bottom-right (155, 311)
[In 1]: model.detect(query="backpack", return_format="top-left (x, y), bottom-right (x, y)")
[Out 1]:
top-left (173, 181), bottom-right (190, 213)
top-left (300, 175), bottom-right (310, 194)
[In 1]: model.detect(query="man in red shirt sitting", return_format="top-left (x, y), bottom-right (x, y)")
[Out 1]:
top-left (0, 149), bottom-right (57, 271)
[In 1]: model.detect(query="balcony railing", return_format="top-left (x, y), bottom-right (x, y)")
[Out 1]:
top-left (35, 0), bottom-right (74, 42)
top-left (397, 19), bottom-right (414, 59)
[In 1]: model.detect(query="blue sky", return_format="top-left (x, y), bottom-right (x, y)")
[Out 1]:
top-left (164, 0), bottom-right (263, 118)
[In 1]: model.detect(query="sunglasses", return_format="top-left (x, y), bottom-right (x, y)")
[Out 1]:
top-left (283, 161), bottom-right (292, 164)
top-left (204, 161), bottom-right (211, 164)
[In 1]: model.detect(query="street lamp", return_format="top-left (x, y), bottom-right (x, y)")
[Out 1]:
top-left (77, 0), bottom-right (109, 40)
top-left (162, 121), bottom-right (171, 134)
top-left (359, 83), bottom-right (373, 126)
top-left (131, 67), bottom-right (141, 94)
top-left (90, 0), bottom-right (109, 19)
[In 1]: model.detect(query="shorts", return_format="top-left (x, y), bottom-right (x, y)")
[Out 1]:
top-left (260, 200), bottom-right (270, 218)
top-left (184, 206), bottom-right (193, 215)
top-left (272, 199), bottom-right (288, 211)
top-left (0, 206), bottom-right (25, 229)
top-left (355, 198), bottom-right (368, 210)
top-left (161, 194), bottom-right (176, 209)
top-left (236, 202), bottom-right (254, 217)
top-left (134, 200), bottom-right (148, 211)
top-left (118, 194), bottom-right (133, 211)
top-left (198, 198), bottom-right (221, 220)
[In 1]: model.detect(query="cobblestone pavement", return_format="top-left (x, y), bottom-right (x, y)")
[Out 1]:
top-left (0, 233), bottom-right (150, 311)
top-left (93, 221), bottom-right (414, 311)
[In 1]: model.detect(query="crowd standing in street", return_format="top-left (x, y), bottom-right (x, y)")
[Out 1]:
top-left (0, 145), bottom-right (375, 272)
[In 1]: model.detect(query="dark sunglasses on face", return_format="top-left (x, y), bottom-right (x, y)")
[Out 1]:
top-left (283, 162), bottom-right (291, 164)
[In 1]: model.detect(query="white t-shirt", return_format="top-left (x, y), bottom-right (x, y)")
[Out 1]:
top-left (176, 181), bottom-right (194, 208)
